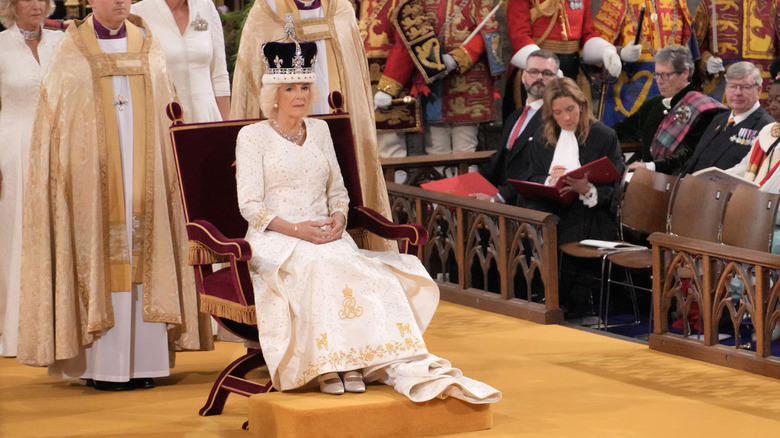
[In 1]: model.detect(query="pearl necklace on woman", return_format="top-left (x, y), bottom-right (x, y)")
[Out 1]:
top-left (271, 119), bottom-right (304, 144)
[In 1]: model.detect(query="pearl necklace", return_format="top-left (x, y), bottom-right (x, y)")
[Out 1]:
top-left (271, 119), bottom-right (304, 144)
top-left (20, 26), bottom-right (42, 41)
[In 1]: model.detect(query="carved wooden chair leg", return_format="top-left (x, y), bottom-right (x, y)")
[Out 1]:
top-left (199, 348), bottom-right (274, 416)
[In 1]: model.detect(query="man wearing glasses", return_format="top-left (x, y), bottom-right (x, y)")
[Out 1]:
top-left (472, 50), bottom-right (559, 204)
top-left (613, 45), bottom-right (727, 174)
top-left (677, 62), bottom-right (774, 176)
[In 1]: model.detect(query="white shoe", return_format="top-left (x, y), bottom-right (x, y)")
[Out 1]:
top-left (318, 372), bottom-right (344, 395)
top-left (342, 370), bottom-right (365, 393)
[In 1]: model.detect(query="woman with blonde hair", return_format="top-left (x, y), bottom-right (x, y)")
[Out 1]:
top-left (0, 0), bottom-right (62, 357)
top-left (525, 76), bottom-right (625, 245)
top-left (523, 76), bottom-right (625, 315)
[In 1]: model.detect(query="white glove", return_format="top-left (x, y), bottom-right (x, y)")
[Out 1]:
top-left (602, 45), bottom-right (622, 77)
top-left (620, 41), bottom-right (642, 63)
top-left (374, 90), bottom-right (392, 110)
top-left (707, 56), bottom-right (725, 74)
top-left (510, 44), bottom-right (541, 69)
top-left (442, 54), bottom-right (458, 73)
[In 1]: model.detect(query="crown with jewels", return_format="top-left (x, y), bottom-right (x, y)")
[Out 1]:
top-left (261, 15), bottom-right (318, 84)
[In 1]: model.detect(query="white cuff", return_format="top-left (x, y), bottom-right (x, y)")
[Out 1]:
top-left (510, 44), bottom-right (541, 69)
top-left (581, 37), bottom-right (612, 65)
top-left (645, 161), bottom-right (656, 171)
top-left (579, 184), bottom-right (598, 208)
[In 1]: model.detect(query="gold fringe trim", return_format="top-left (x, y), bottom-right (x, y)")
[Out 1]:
top-left (200, 294), bottom-right (257, 325)
top-left (348, 228), bottom-right (370, 249)
top-left (189, 241), bottom-right (229, 265)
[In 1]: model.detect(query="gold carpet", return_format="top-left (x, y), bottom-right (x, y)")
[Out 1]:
top-left (3, 301), bottom-right (780, 437)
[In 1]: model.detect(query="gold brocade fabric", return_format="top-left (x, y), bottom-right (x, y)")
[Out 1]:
top-left (18, 15), bottom-right (211, 367)
top-left (230, 0), bottom-right (395, 252)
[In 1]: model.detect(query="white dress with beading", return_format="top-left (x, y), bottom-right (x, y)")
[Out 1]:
top-left (0, 25), bottom-right (62, 357)
top-left (236, 118), bottom-right (501, 403)
top-left (132, 0), bottom-right (230, 123)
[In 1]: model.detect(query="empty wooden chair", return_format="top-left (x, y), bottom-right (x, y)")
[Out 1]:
top-left (720, 184), bottom-right (780, 252)
top-left (601, 168), bottom-right (680, 330)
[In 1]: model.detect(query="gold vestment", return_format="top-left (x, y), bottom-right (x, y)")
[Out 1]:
top-left (18, 15), bottom-right (211, 366)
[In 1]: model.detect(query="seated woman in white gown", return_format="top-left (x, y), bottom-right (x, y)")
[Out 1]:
top-left (234, 39), bottom-right (500, 403)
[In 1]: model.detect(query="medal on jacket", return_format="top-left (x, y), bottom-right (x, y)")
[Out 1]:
top-left (568, 0), bottom-right (583, 10)
top-left (191, 13), bottom-right (208, 31)
top-left (730, 128), bottom-right (758, 145)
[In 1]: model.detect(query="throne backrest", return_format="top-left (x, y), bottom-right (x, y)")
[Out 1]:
top-left (167, 104), bottom-right (364, 237)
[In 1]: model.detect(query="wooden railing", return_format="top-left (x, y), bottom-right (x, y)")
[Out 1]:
top-left (380, 151), bottom-right (495, 185)
top-left (648, 233), bottom-right (780, 378)
top-left (386, 182), bottom-right (562, 324)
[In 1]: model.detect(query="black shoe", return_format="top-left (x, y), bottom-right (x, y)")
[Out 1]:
top-left (83, 379), bottom-right (95, 387)
top-left (93, 380), bottom-right (133, 391)
top-left (130, 378), bottom-right (156, 389)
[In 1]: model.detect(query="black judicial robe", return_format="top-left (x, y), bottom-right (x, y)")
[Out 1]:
top-left (524, 121), bottom-right (626, 245)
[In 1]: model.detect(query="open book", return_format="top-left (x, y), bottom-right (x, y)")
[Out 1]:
top-left (692, 166), bottom-right (759, 190)
top-left (579, 239), bottom-right (646, 250)
top-left (507, 157), bottom-right (622, 204)
top-left (420, 171), bottom-right (499, 197)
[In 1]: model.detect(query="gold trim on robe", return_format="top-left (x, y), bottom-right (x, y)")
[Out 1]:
top-left (18, 14), bottom-right (211, 366)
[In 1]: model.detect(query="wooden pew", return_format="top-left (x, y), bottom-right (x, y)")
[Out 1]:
top-left (386, 182), bottom-right (562, 324)
top-left (648, 233), bottom-right (780, 378)
top-left (380, 151), bottom-right (495, 185)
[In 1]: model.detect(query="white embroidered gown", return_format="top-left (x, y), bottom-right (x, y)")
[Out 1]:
top-left (0, 25), bottom-right (62, 357)
top-left (236, 118), bottom-right (501, 402)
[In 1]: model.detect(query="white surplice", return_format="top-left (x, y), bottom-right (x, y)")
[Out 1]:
top-left (236, 118), bottom-right (501, 403)
top-left (132, 0), bottom-right (230, 123)
top-left (47, 34), bottom-right (169, 382)
top-left (0, 25), bottom-right (62, 357)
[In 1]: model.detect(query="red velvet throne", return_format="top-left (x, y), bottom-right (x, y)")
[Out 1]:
top-left (166, 93), bottom-right (427, 417)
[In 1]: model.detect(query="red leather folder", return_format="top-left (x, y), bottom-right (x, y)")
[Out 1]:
top-left (421, 172), bottom-right (499, 197)
top-left (508, 157), bottom-right (621, 204)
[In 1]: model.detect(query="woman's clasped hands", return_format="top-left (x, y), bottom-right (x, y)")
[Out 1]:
top-left (292, 212), bottom-right (346, 244)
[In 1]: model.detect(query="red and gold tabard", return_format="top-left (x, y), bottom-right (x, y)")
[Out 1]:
top-left (369, 0), bottom-right (503, 123)
top-left (506, 0), bottom-right (601, 56)
top-left (414, 0), bottom-right (501, 124)
top-left (693, 0), bottom-right (780, 101)
top-left (593, 0), bottom-right (691, 125)
top-left (360, 0), bottom-right (444, 132)
top-left (594, 0), bottom-right (691, 62)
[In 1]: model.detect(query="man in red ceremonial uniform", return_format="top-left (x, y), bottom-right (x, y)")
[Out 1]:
top-left (505, 0), bottom-right (622, 111)
top-left (373, 0), bottom-right (504, 162)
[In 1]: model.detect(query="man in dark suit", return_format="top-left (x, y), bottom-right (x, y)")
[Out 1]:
top-left (677, 61), bottom-right (774, 176)
top-left (471, 49), bottom-right (560, 205)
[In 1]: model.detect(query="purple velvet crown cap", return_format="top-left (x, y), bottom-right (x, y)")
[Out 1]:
top-left (261, 40), bottom-right (318, 84)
